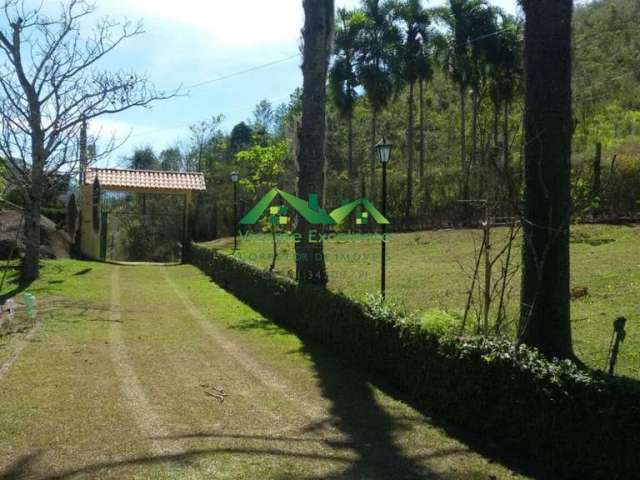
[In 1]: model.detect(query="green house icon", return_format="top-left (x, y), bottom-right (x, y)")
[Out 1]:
top-left (329, 198), bottom-right (390, 225)
top-left (240, 188), bottom-right (335, 225)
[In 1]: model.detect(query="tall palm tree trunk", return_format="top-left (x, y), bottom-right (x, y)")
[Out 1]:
top-left (492, 98), bottom-right (500, 206)
top-left (519, 0), bottom-right (574, 359)
top-left (405, 80), bottom-right (415, 220)
top-left (503, 101), bottom-right (510, 174)
top-left (471, 88), bottom-right (479, 196)
top-left (460, 86), bottom-right (470, 208)
top-left (295, 0), bottom-right (333, 286)
top-left (348, 112), bottom-right (354, 179)
top-left (493, 100), bottom-right (499, 150)
top-left (348, 111), bottom-right (356, 208)
top-left (370, 110), bottom-right (377, 201)
top-left (419, 78), bottom-right (425, 184)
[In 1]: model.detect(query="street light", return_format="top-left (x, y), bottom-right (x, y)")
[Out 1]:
top-left (231, 171), bottom-right (240, 252)
top-left (375, 137), bottom-right (392, 300)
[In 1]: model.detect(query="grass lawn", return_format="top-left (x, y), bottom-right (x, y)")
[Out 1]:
top-left (202, 223), bottom-right (640, 379)
top-left (0, 260), bottom-right (532, 479)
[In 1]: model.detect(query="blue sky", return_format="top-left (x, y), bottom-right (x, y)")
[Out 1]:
top-left (87, 0), bottom-right (519, 165)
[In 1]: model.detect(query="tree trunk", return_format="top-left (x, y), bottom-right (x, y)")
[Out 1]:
top-left (370, 110), bottom-right (377, 200)
top-left (419, 78), bottom-right (425, 184)
top-left (348, 112), bottom-right (354, 179)
top-left (460, 86), bottom-right (468, 202)
top-left (592, 141), bottom-right (602, 212)
top-left (503, 101), bottom-right (510, 177)
top-left (79, 118), bottom-right (88, 183)
top-left (23, 131), bottom-right (46, 282)
top-left (490, 99), bottom-right (500, 206)
top-left (405, 80), bottom-right (415, 220)
top-left (348, 112), bottom-right (355, 205)
top-left (493, 100), bottom-right (500, 151)
top-left (294, 0), bottom-right (333, 286)
top-left (193, 146), bottom-right (203, 241)
top-left (519, 0), bottom-right (574, 359)
top-left (270, 227), bottom-right (278, 272)
top-left (212, 202), bottom-right (218, 239)
top-left (471, 88), bottom-right (479, 195)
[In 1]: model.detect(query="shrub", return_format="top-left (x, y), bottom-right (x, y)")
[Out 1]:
top-left (420, 307), bottom-right (459, 334)
top-left (192, 245), bottom-right (640, 480)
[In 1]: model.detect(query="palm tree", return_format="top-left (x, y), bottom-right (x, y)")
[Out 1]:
top-left (519, 0), bottom-right (574, 359)
top-left (468, 5), bottom-right (498, 200)
top-left (295, 0), bottom-right (334, 286)
top-left (417, 31), bottom-right (434, 189)
top-left (395, 0), bottom-right (432, 220)
top-left (487, 14), bottom-right (522, 176)
top-left (330, 9), bottom-right (365, 183)
top-left (486, 14), bottom-right (522, 206)
top-left (357, 0), bottom-right (401, 198)
top-left (436, 0), bottom-right (497, 205)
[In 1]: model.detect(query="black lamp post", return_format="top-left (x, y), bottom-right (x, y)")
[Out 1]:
top-left (231, 171), bottom-right (239, 252)
top-left (375, 137), bottom-right (392, 300)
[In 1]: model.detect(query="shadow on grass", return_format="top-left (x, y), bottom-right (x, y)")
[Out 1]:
top-left (0, 437), bottom-right (469, 480)
top-left (0, 445), bottom-right (445, 480)
top-left (72, 268), bottom-right (92, 276)
top-left (202, 278), bottom-right (552, 480)
top-left (160, 344), bottom-right (449, 479)
top-left (0, 447), bottom-right (350, 480)
top-left (293, 338), bottom-right (551, 480)
top-left (0, 270), bottom-right (32, 304)
top-left (0, 452), bottom-right (41, 480)
top-left (570, 237), bottom-right (616, 246)
top-left (229, 316), bottom-right (291, 336)
top-left (1, 262), bottom-right (88, 302)
top-left (296, 341), bottom-right (432, 479)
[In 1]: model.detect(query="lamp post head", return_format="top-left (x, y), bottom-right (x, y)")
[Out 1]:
top-left (375, 137), bottom-right (393, 165)
top-left (230, 171), bottom-right (240, 183)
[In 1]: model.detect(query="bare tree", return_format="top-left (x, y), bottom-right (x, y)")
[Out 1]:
top-left (0, 0), bottom-right (176, 281)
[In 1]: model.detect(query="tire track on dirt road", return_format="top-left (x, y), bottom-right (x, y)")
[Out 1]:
top-left (160, 267), bottom-right (330, 424)
top-left (109, 266), bottom-right (185, 462)
top-left (0, 323), bottom-right (40, 382)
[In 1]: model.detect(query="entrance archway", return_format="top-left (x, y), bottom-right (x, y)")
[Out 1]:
top-left (79, 168), bottom-right (206, 262)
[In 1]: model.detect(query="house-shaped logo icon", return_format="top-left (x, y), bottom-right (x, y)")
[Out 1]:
top-left (240, 188), bottom-right (335, 225)
top-left (240, 188), bottom-right (390, 226)
top-left (329, 198), bottom-right (390, 225)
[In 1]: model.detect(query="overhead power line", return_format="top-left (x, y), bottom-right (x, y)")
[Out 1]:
top-left (184, 53), bottom-right (301, 90)
top-left (113, 25), bottom-right (522, 148)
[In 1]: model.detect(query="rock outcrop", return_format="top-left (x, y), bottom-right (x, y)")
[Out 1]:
top-left (0, 207), bottom-right (72, 260)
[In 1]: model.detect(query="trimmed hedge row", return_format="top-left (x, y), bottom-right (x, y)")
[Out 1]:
top-left (192, 245), bottom-right (640, 479)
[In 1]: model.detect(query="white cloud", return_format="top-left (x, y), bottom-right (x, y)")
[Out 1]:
top-left (99, 0), bottom-right (365, 51)
top-left (100, 0), bottom-right (302, 49)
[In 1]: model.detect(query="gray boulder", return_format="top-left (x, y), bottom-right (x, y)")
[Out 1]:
top-left (0, 207), bottom-right (72, 260)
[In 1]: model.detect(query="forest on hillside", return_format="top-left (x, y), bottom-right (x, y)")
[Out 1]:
top-left (13, 0), bottom-right (636, 244)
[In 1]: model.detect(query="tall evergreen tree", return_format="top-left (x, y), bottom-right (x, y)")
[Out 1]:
top-left (295, 0), bottom-right (334, 286)
top-left (519, 0), bottom-right (574, 359)
top-left (129, 147), bottom-right (158, 170)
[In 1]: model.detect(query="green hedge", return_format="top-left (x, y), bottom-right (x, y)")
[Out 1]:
top-left (192, 245), bottom-right (640, 480)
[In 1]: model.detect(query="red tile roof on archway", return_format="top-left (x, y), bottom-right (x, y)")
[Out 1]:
top-left (85, 168), bottom-right (206, 192)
